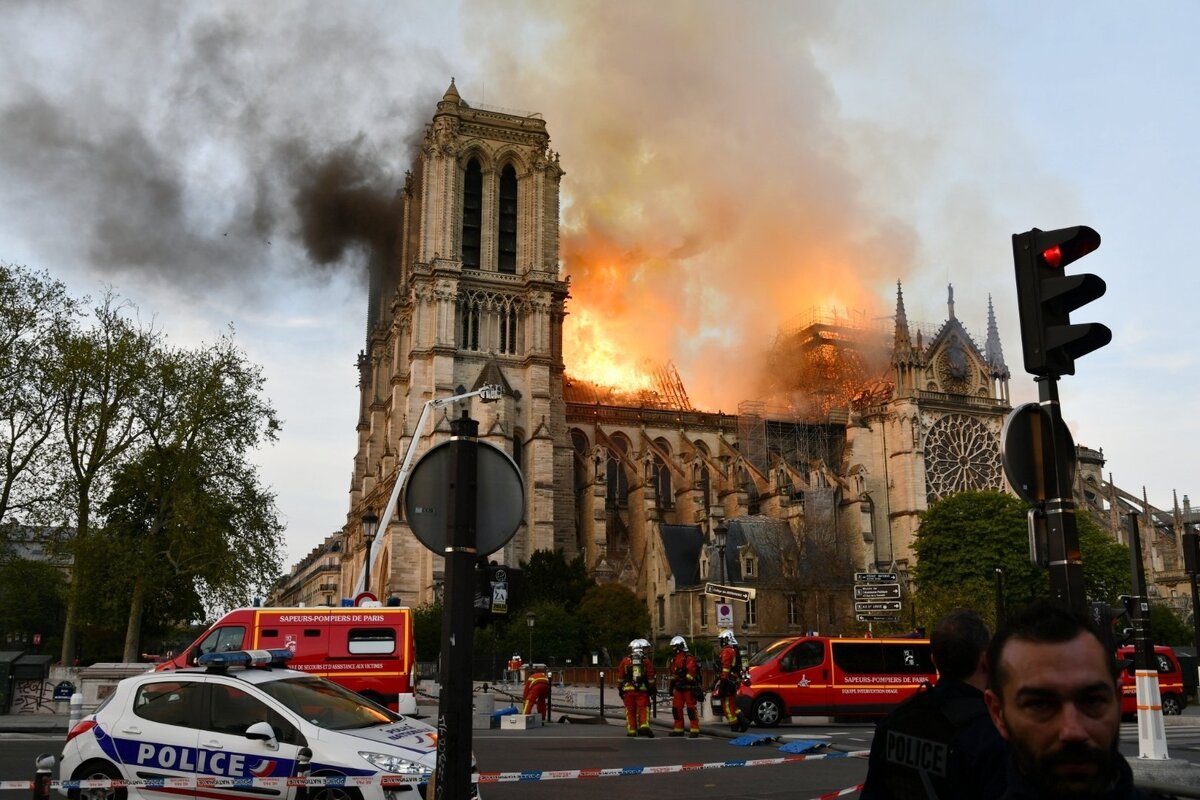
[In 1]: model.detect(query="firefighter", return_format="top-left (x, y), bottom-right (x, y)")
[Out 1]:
top-left (617, 638), bottom-right (656, 737)
top-left (521, 664), bottom-right (551, 719)
top-left (506, 653), bottom-right (523, 683)
top-left (717, 629), bottom-right (750, 732)
top-left (666, 635), bottom-right (701, 737)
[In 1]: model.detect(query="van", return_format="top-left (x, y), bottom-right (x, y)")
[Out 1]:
top-left (156, 606), bottom-right (418, 714)
top-left (1116, 644), bottom-right (1186, 717)
top-left (735, 636), bottom-right (936, 727)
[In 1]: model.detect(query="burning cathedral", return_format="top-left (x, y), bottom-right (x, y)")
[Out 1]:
top-left (303, 82), bottom-right (1191, 651)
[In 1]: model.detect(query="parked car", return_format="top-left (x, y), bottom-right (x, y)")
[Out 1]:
top-left (60, 649), bottom-right (479, 800)
top-left (1117, 644), bottom-right (1187, 717)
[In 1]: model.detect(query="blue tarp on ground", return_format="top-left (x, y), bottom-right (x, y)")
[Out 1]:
top-left (778, 740), bottom-right (826, 754)
top-left (729, 734), bottom-right (780, 746)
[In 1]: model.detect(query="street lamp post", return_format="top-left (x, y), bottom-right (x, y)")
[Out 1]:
top-left (361, 509), bottom-right (379, 596)
top-left (714, 521), bottom-right (728, 630)
top-left (526, 611), bottom-right (536, 664)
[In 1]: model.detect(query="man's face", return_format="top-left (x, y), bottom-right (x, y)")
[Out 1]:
top-left (984, 631), bottom-right (1121, 797)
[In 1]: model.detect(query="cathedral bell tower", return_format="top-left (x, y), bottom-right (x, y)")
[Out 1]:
top-left (347, 80), bottom-right (574, 604)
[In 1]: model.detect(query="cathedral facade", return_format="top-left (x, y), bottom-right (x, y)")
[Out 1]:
top-left (334, 84), bottom-right (1190, 655)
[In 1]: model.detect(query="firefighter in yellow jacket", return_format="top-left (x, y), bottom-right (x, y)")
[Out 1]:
top-left (617, 638), bottom-right (656, 737)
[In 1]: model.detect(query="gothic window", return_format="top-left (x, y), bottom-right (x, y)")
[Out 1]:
top-left (459, 298), bottom-right (481, 351)
top-left (923, 413), bottom-right (1003, 502)
top-left (742, 467), bottom-right (760, 515)
top-left (498, 164), bottom-right (517, 273)
top-left (498, 305), bottom-right (519, 354)
top-left (653, 438), bottom-right (673, 510)
top-left (462, 159), bottom-right (482, 269)
top-left (512, 430), bottom-right (525, 478)
top-left (606, 433), bottom-right (630, 508)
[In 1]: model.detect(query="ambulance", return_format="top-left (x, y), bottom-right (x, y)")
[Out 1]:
top-left (157, 606), bottom-right (417, 714)
top-left (735, 635), bottom-right (936, 727)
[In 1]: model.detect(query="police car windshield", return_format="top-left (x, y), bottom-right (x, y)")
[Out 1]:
top-left (257, 676), bottom-right (399, 730)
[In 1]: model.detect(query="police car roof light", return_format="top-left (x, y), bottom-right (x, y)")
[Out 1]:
top-left (196, 648), bottom-right (294, 669)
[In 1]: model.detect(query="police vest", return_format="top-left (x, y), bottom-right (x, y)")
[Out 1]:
top-left (880, 683), bottom-right (987, 800)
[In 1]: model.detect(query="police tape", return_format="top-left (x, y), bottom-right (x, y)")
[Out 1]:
top-left (475, 749), bottom-right (868, 782)
top-left (811, 783), bottom-right (864, 800)
top-left (0, 749), bottom-right (871, 791)
top-left (0, 775), bottom-right (427, 791)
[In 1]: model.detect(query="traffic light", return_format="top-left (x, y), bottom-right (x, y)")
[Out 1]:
top-left (1091, 599), bottom-right (1132, 653)
top-left (1011, 226), bottom-right (1111, 377)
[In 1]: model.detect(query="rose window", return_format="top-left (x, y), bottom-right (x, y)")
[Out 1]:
top-left (924, 413), bottom-right (1003, 501)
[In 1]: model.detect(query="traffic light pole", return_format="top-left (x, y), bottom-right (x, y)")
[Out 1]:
top-left (1125, 513), bottom-right (1167, 760)
top-left (1037, 376), bottom-right (1087, 616)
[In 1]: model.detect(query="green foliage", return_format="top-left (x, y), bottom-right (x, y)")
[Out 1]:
top-left (914, 490), bottom-right (1133, 627)
top-left (411, 600), bottom-right (442, 662)
top-left (516, 549), bottom-right (594, 613)
top-left (1149, 603), bottom-right (1192, 647)
top-left (0, 557), bottom-right (66, 655)
top-left (501, 601), bottom-right (581, 666)
top-left (575, 583), bottom-right (651, 665)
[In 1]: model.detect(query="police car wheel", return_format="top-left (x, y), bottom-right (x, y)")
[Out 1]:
top-left (1162, 694), bottom-right (1183, 716)
top-left (752, 696), bottom-right (783, 728)
top-left (69, 760), bottom-right (126, 800)
top-left (310, 776), bottom-right (363, 800)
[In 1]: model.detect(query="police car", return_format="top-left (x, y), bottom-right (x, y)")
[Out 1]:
top-left (59, 649), bottom-right (480, 800)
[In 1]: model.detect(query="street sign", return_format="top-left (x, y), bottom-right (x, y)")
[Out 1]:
top-left (854, 583), bottom-right (901, 600)
top-left (855, 601), bottom-right (902, 612)
top-left (716, 602), bottom-right (734, 627)
top-left (856, 614), bottom-right (900, 623)
top-left (703, 582), bottom-right (755, 602)
top-left (855, 572), bottom-right (898, 583)
top-left (1002, 402), bottom-right (1075, 505)
top-left (405, 440), bottom-right (525, 556)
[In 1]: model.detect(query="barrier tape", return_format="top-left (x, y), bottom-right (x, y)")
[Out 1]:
top-left (810, 784), bottom-right (864, 800)
top-left (1, 749), bottom-right (870, 791)
top-left (475, 749), bottom-right (868, 783)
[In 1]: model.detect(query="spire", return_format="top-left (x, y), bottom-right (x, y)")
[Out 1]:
top-left (443, 77), bottom-right (461, 104)
top-left (893, 281), bottom-right (913, 353)
top-left (947, 283), bottom-right (956, 320)
top-left (985, 295), bottom-right (1010, 378)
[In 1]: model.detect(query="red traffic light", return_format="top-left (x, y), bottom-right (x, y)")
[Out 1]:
top-left (1042, 245), bottom-right (1063, 268)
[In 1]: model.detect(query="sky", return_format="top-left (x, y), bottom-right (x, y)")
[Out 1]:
top-left (2, 1), bottom-right (1198, 569)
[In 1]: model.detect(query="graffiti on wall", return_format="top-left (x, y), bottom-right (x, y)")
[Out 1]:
top-left (12, 680), bottom-right (53, 713)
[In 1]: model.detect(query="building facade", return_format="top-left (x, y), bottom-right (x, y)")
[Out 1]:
top-left (330, 84), bottom-right (1193, 656)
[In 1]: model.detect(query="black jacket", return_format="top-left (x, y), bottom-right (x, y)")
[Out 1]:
top-left (862, 678), bottom-right (1007, 800)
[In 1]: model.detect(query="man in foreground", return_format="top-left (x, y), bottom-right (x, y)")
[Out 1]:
top-left (985, 600), bottom-right (1172, 799)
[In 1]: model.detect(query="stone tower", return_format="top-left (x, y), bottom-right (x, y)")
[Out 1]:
top-left (346, 80), bottom-right (574, 604)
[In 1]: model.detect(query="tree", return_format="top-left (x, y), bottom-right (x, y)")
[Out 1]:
top-left (0, 263), bottom-right (77, 530)
top-left (109, 329), bottom-right (282, 660)
top-left (516, 549), bottom-right (594, 613)
top-left (411, 600), bottom-right (443, 663)
top-left (575, 583), bottom-right (650, 665)
top-left (1149, 603), bottom-right (1192, 647)
top-left (0, 557), bottom-right (67, 655)
top-left (502, 601), bottom-right (581, 666)
top-left (52, 290), bottom-right (162, 664)
top-left (913, 490), bottom-right (1132, 631)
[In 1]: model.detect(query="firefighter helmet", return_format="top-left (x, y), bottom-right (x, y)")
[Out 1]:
top-left (719, 629), bottom-right (737, 646)
top-left (670, 635), bottom-right (688, 652)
